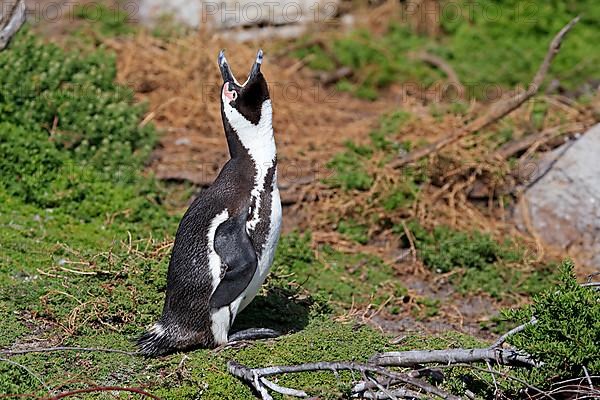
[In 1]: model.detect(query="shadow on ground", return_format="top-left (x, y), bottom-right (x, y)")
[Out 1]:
top-left (231, 286), bottom-right (313, 335)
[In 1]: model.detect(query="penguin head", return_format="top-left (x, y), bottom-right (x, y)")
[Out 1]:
top-left (218, 49), bottom-right (271, 127)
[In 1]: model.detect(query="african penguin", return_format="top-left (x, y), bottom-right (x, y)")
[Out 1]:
top-left (138, 49), bottom-right (282, 356)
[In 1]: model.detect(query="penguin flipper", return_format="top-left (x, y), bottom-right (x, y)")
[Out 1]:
top-left (210, 211), bottom-right (258, 308)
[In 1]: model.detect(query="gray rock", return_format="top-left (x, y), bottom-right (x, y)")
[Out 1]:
top-left (136, 0), bottom-right (338, 32)
top-left (515, 123), bottom-right (600, 266)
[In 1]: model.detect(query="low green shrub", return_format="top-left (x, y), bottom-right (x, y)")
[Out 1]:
top-left (0, 32), bottom-right (164, 223)
top-left (505, 260), bottom-right (600, 385)
top-left (406, 224), bottom-right (521, 273)
top-left (397, 222), bottom-right (557, 298)
top-left (0, 31), bottom-right (155, 169)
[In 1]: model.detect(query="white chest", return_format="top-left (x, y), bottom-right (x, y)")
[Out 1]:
top-left (239, 182), bottom-right (282, 311)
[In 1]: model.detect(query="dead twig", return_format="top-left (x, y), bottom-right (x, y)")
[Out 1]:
top-left (226, 313), bottom-right (559, 399)
top-left (413, 51), bottom-right (464, 99)
top-left (390, 16), bottom-right (580, 169)
top-left (0, 356), bottom-right (50, 393)
top-left (351, 377), bottom-right (426, 399)
top-left (490, 316), bottom-right (537, 348)
top-left (0, 346), bottom-right (138, 357)
top-left (493, 123), bottom-right (584, 160)
top-left (228, 360), bottom-right (459, 400)
top-left (43, 386), bottom-right (160, 400)
top-left (314, 67), bottom-right (354, 85)
top-left (401, 220), bottom-right (418, 266)
top-left (369, 347), bottom-right (540, 368)
top-left (0, 0), bottom-right (26, 51)
top-left (357, 388), bottom-right (425, 399)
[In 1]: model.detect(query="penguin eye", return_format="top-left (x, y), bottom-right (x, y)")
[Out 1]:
top-left (231, 91), bottom-right (237, 100)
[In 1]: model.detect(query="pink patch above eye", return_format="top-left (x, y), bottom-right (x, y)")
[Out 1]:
top-left (223, 85), bottom-right (236, 102)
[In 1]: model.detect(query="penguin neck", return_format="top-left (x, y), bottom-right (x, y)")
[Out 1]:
top-left (223, 100), bottom-right (277, 177)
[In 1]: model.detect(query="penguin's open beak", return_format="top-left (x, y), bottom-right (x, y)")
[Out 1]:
top-left (247, 49), bottom-right (263, 82)
top-left (218, 49), bottom-right (263, 85)
top-left (218, 50), bottom-right (236, 83)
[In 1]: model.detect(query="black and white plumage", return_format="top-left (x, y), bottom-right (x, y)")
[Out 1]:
top-left (138, 49), bottom-right (282, 357)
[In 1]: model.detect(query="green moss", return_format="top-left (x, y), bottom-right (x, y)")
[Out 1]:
top-left (369, 111), bottom-right (411, 151)
top-left (325, 147), bottom-right (373, 191)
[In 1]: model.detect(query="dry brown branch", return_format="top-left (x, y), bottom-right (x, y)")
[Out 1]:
top-left (390, 16), bottom-right (580, 169)
top-left (314, 66), bottom-right (354, 85)
top-left (493, 123), bottom-right (584, 159)
top-left (42, 386), bottom-right (160, 400)
top-left (0, 0), bottom-right (26, 50)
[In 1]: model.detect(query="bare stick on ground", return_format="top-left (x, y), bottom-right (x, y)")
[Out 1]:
top-left (390, 16), bottom-right (580, 169)
top-left (0, 356), bottom-right (50, 393)
top-left (369, 347), bottom-right (540, 368)
top-left (43, 386), bottom-right (161, 400)
top-left (413, 51), bottom-right (465, 99)
top-left (0, 0), bottom-right (26, 51)
top-left (0, 346), bottom-right (139, 357)
top-left (490, 316), bottom-right (537, 348)
top-left (228, 360), bottom-right (460, 400)
top-left (226, 314), bottom-right (552, 399)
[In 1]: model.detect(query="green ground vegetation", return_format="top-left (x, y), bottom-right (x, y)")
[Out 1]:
top-left (0, 31), bottom-right (411, 398)
top-left (326, 111), bottom-right (420, 196)
top-left (505, 260), bottom-right (600, 387)
top-left (73, 3), bottom-right (136, 37)
top-left (294, 1), bottom-right (599, 99)
top-left (397, 222), bottom-right (558, 299)
top-left (1, 22), bottom-right (598, 399)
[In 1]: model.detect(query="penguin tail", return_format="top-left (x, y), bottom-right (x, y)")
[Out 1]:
top-left (137, 322), bottom-right (175, 357)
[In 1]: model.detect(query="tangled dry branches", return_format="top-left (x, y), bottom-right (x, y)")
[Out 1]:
top-left (227, 318), bottom-right (542, 399)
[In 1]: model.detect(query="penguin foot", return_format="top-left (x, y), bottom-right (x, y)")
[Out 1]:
top-left (228, 328), bottom-right (281, 342)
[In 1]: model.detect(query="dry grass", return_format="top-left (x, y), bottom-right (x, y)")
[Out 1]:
top-left (106, 33), bottom-right (388, 188)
